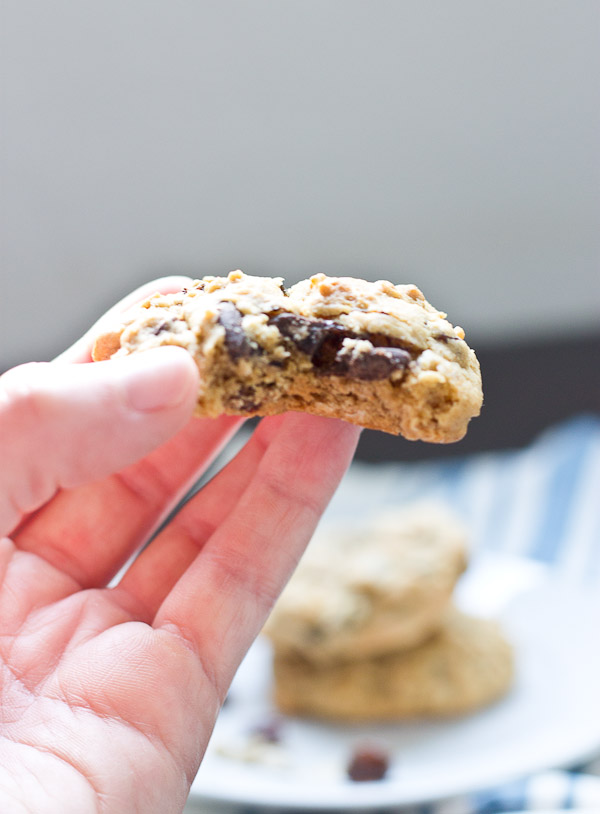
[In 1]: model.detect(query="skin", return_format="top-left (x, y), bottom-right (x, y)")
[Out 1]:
top-left (0, 278), bottom-right (360, 813)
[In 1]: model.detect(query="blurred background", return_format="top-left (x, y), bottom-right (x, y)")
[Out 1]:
top-left (1, 0), bottom-right (598, 459)
top-left (3, 6), bottom-right (600, 810)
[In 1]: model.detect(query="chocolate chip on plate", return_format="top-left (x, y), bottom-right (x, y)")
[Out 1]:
top-left (347, 744), bottom-right (390, 782)
top-left (249, 718), bottom-right (283, 744)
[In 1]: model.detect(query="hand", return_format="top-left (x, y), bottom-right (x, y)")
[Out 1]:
top-left (0, 278), bottom-right (360, 813)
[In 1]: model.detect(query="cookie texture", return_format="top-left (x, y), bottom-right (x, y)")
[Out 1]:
top-left (272, 609), bottom-right (513, 721)
top-left (263, 504), bottom-right (468, 663)
top-left (92, 271), bottom-right (483, 441)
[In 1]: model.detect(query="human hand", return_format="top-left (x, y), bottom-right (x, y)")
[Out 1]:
top-left (0, 279), bottom-right (360, 813)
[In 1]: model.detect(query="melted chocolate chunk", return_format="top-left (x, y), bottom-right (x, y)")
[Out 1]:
top-left (347, 745), bottom-right (389, 782)
top-left (363, 332), bottom-right (415, 353)
top-left (334, 346), bottom-right (410, 380)
top-left (218, 302), bottom-right (259, 359)
top-left (269, 313), bottom-right (345, 357)
top-left (270, 312), bottom-right (411, 380)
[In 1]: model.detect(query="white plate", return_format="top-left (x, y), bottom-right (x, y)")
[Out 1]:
top-left (190, 555), bottom-right (600, 810)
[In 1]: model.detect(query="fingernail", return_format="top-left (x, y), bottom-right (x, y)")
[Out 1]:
top-left (121, 347), bottom-right (196, 412)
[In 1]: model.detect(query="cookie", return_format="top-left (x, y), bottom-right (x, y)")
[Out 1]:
top-left (263, 503), bottom-right (468, 663)
top-left (92, 271), bottom-right (482, 441)
top-left (271, 609), bottom-right (513, 721)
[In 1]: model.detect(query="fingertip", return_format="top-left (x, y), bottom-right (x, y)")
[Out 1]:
top-left (276, 411), bottom-right (362, 446)
top-left (255, 412), bottom-right (360, 490)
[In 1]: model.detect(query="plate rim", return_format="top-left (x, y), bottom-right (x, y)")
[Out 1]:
top-left (190, 555), bottom-right (600, 810)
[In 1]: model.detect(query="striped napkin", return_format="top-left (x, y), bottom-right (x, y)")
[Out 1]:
top-left (186, 415), bottom-right (600, 814)
top-left (330, 414), bottom-right (600, 583)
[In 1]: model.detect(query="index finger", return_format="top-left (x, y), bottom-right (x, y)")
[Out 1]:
top-left (54, 275), bottom-right (193, 365)
top-left (154, 413), bottom-right (360, 698)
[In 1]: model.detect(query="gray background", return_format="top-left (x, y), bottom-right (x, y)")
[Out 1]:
top-left (1, 0), bottom-right (599, 370)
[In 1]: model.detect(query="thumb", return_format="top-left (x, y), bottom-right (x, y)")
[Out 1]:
top-left (0, 347), bottom-right (199, 537)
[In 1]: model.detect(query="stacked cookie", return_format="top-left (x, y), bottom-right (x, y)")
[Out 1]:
top-left (264, 504), bottom-right (513, 721)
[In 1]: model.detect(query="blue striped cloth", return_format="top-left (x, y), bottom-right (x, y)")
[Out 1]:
top-left (326, 415), bottom-right (600, 814)
top-left (187, 415), bottom-right (600, 814)
top-left (331, 415), bottom-right (600, 581)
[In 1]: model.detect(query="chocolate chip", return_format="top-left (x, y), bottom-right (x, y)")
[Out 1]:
top-left (151, 320), bottom-right (170, 335)
top-left (218, 302), bottom-right (259, 359)
top-left (270, 311), bottom-right (413, 381)
top-left (269, 313), bottom-right (344, 358)
top-left (231, 385), bottom-right (260, 413)
top-left (249, 718), bottom-right (283, 744)
top-left (334, 346), bottom-right (410, 380)
top-left (347, 745), bottom-right (389, 782)
top-left (237, 399), bottom-right (259, 412)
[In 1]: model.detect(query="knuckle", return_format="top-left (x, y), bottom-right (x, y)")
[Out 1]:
top-left (0, 362), bottom-right (51, 423)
